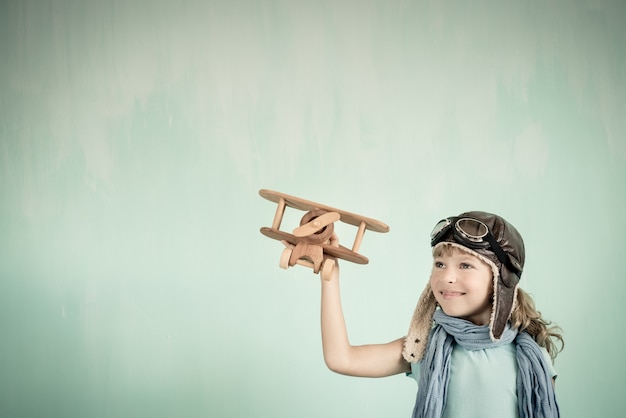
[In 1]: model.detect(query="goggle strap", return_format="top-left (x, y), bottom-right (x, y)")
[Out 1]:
top-left (483, 233), bottom-right (521, 276)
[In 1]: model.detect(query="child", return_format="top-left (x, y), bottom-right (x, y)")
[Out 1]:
top-left (321, 211), bottom-right (563, 418)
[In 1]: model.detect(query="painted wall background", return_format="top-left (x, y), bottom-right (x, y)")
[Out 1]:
top-left (1, 1), bottom-right (625, 417)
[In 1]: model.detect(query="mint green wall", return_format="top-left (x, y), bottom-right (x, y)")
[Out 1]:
top-left (1, 1), bottom-right (624, 417)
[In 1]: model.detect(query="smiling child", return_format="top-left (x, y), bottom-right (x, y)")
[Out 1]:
top-left (320, 211), bottom-right (563, 418)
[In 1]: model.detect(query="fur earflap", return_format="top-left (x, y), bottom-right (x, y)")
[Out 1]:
top-left (402, 282), bottom-right (437, 363)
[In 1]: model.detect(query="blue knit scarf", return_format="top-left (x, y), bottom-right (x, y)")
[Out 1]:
top-left (413, 310), bottom-right (560, 418)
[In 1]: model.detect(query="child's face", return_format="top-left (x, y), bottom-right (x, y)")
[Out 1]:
top-left (430, 247), bottom-right (494, 326)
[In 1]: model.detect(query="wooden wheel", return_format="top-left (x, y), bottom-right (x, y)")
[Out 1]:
top-left (279, 248), bottom-right (292, 269)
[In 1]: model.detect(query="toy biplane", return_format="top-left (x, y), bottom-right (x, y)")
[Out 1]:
top-left (259, 189), bottom-right (389, 280)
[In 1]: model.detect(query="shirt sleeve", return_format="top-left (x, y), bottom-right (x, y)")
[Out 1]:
top-left (406, 360), bottom-right (421, 384)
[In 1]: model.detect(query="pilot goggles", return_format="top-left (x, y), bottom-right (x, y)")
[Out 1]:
top-left (430, 217), bottom-right (522, 276)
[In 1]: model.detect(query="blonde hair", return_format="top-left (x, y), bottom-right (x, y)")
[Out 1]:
top-left (432, 243), bottom-right (565, 360)
top-left (511, 288), bottom-right (564, 361)
top-left (432, 243), bottom-right (462, 257)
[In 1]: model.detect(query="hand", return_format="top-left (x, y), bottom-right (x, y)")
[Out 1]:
top-left (325, 232), bottom-right (340, 282)
top-left (329, 232), bottom-right (339, 248)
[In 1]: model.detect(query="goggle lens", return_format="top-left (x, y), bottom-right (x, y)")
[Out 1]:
top-left (455, 218), bottom-right (488, 242)
top-left (430, 219), bottom-right (451, 241)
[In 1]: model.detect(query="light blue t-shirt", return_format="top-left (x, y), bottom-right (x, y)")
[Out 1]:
top-left (408, 343), bottom-right (556, 418)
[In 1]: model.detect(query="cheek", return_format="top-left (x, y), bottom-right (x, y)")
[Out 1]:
top-left (428, 271), bottom-right (439, 286)
top-left (479, 279), bottom-right (495, 298)
top-left (486, 274), bottom-right (495, 291)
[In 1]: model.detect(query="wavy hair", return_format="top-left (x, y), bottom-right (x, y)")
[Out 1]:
top-left (511, 288), bottom-right (564, 361)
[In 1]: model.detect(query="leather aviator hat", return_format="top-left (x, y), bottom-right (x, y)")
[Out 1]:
top-left (403, 211), bottom-right (526, 363)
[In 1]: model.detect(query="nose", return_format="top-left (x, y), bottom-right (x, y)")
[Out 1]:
top-left (441, 269), bottom-right (456, 284)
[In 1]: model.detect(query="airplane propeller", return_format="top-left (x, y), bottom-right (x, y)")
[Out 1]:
top-left (292, 211), bottom-right (340, 237)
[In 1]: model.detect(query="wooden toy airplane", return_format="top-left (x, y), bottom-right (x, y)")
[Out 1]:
top-left (259, 189), bottom-right (389, 281)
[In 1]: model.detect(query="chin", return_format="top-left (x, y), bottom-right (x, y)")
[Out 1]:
top-left (439, 307), bottom-right (489, 325)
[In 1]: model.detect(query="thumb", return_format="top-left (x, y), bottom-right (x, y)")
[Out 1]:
top-left (329, 232), bottom-right (339, 248)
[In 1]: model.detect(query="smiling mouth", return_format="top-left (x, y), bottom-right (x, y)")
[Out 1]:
top-left (440, 291), bottom-right (465, 299)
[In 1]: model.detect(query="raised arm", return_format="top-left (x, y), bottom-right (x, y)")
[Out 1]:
top-left (320, 259), bottom-right (409, 377)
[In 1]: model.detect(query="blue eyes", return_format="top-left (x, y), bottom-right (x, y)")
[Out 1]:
top-left (434, 261), bottom-right (473, 269)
